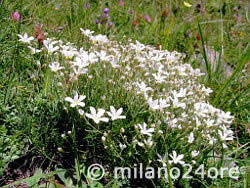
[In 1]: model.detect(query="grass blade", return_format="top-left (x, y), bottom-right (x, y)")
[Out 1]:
top-left (213, 47), bottom-right (250, 105)
top-left (198, 23), bottom-right (212, 83)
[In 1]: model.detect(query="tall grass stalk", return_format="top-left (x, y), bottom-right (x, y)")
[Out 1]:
top-left (72, 124), bottom-right (83, 187)
top-left (198, 23), bottom-right (212, 83)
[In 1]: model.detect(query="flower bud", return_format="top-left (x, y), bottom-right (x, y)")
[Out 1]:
top-left (101, 136), bottom-right (106, 142)
top-left (57, 147), bottom-right (63, 152)
top-left (120, 128), bottom-right (125, 133)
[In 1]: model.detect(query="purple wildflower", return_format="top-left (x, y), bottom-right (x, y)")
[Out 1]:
top-left (104, 13), bottom-right (110, 18)
top-left (104, 8), bottom-right (109, 14)
top-left (108, 21), bottom-right (114, 26)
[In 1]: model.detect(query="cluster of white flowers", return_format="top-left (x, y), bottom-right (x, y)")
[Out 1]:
top-left (119, 37), bottom-right (234, 153)
top-left (64, 92), bottom-right (126, 124)
top-left (19, 28), bottom-right (234, 166)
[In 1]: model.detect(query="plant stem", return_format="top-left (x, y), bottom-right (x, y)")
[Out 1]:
top-left (198, 23), bottom-right (211, 83)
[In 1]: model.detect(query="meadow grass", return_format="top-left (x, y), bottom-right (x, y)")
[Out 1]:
top-left (0, 0), bottom-right (249, 187)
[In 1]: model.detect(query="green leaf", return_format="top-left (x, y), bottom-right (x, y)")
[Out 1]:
top-left (1, 169), bottom-right (65, 188)
top-left (56, 168), bottom-right (75, 187)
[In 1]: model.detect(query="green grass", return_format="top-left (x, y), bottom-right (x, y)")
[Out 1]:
top-left (0, 0), bottom-right (249, 187)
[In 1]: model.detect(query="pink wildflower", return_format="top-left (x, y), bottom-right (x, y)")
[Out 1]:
top-left (119, 0), bottom-right (125, 6)
top-left (11, 11), bottom-right (21, 22)
top-left (144, 15), bottom-right (152, 23)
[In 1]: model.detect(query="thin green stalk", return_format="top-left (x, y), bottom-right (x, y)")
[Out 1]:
top-left (214, 47), bottom-right (222, 79)
top-left (164, 144), bottom-right (173, 188)
top-left (198, 23), bottom-right (211, 83)
top-left (72, 124), bottom-right (83, 188)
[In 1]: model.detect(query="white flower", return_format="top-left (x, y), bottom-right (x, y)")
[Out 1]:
top-left (89, 34), bottom-right (109, 44)
top-left (106, 106), bottom-right (126, 121)
top-left (17, 33), bottom-right (34, 44)
top-left (49, 62), bottom-right (64, 72)
top-left (85, 107), bottom-right (109, 124)
top-left (191, 150), bottom-right (199, 157)
top-left (97, 50), bottom-right (112, 62)
top-left (188, 132), bottom-right (194, 143)
top-left (136, 82), bottom-right (152, 94)
top-left (147, 97), bottom-right (159, 111)
top-left (80, 28), bottom-right (94, 36)
top-left (119, 143), bottom-right (127, 150)
top-left (65, 92), bottom-right (86, 108)
top-left (110, 57), bottom-right (121, 68)
top-left (168, 118), bottom-right (178, 128)
top-left (73, 67), bottom-right (88, 75)
top-left (71, 56), bottom-right (90, 68)
top-left (205, 119), bottom-right (215, 127)
top-left (28, 46), bottom-right (42, 54)
top-left (171, 88), bottom-right (187, 98)
top-left (169, 151), bottom-right (185, 165)
top-left (138, 123), bottom-right (154, 137)
top-left (195, 117), bottom-right (201, 127)
top-left (158, 98), bottom-right (170, 110)
top-left (218, 111), bottom-right (234, 124)
top-left (144, 137), bottom-right (153, 148)
top-left (78, 109), bottom-right (85, 115)
top-left (147, 98), bottom-right (169, 111)
top-left (157, 153), bottom-right (167, 167)
top-left (138, 142), bottom-right (145, 147)
top-left (170, 96), bottom-right (186, 109)
top-left (80, 52), bottom-right (98, 64)
top-left (201, 86), bottom-right (213, 95)
top-left (152, 73), bottom-right (166, 83)
top-left (218, 126), bottom-right (234, 141)
top-left (130, 40), bottom-right (145, 54)
top-left (44, 40), bottom-right (59, 53)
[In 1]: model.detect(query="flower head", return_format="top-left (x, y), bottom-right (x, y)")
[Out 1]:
top-left (138, 123), bottom-right (154, 137)
top-left (157, 153), bottom-right (167, 167)
top-left (191, 150), bottom-right (199, 157)
top-left (188, 132), bottom-right (194, 143)
top-left (11, 11), bottom-right (21, 22)
top-left (169, 151), bottom-right (185, 165)
top-left (85, 107), bottom-right (109, 124)
top-left (17, 33), bottom-right (34, 44)
top-left (49, 62), bottom-right (64, 72)
top-left (104, 8), bottom-right (109, 14)
top-left (65, 92), bottom-right (86, 108)
top-left (107, 106), bottom-right (126, 121)
top-left (80, 28), bottom-right (94, 36)
top-left (144, 15), bottom-right (152, 23)
top-left (108, 21), bottom-right (114, 27)
top-left (119, 0), bottom-right (125, 6)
